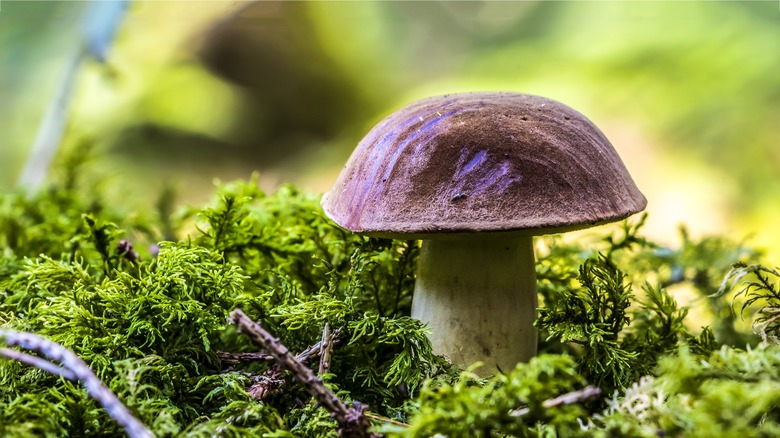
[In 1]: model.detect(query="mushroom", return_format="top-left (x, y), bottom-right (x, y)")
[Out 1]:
top-left (321, 92), bottom-right (646, 374)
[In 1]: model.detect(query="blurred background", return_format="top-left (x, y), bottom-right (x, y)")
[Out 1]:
top-left (1, 1), bottom-right (779, 259)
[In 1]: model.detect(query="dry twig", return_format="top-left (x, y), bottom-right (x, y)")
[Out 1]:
top-left (0, 329), bottom-right (153, 438)
top-left (217, 327), bottom-right (341, 367)
top-left (319, 322), bottom-right (335, 375)
top-left (221, 326), bottom-right (342, 401)
top-left (217, 351), bottom-right (274, 365)
top-left (510, 385), bottom-right (602, 417)
top-left (364, 412), bottom-right (409, 428)
top-left (230, 308), bottom-right (376, 438)
top-left (0, 347), bottom-right (78, 380)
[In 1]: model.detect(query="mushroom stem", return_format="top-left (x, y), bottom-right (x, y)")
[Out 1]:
top-left (411, 235), bottom-right (537, 375)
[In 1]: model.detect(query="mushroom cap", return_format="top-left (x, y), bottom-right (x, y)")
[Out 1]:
top-left (322, 92), bottom-right (647, 239)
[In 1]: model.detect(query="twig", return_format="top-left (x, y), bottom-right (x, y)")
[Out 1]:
top-left (217, 351), bottom-right (274, 365)
top-left (319, 322), bottom-right (334, 375)
top-left (0, 347), bottom-right (78, 380)
top-left (247, 370), bottom-right (285, 401)
top-left (0, 330), bottom-right (153, 438)
top-left (510, 385), bottom-right (601, 417)
top-left (18, 0), bottom-right (128, 191)
top-left (18, 48), bottom-right (85, 191)
top-left (221, 326), bottom-right (342, 400)
top-left (364, 412), bottom-right (409, 428)
top-left (218, 328), bottom-right (342, 367)
top-left (230, 308), bottom-right (376, 438)
top-left (226, 330), bottom-right (342, 401)
top-left (299, 331), bottom-right (340, 363)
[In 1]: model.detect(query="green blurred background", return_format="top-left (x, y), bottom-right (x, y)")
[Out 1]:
top-left (1, 1), bottom-right (779, 258)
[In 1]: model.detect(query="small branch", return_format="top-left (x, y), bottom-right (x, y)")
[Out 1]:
top-left (364, 412), bottom-right (409, 428)
top-left (217, 328), bottom-right (342, 367)
top-left (230, 309), bottom-right (349, 415)
top-left (217, 351), bottom-right (274, 365)
top-left (319, 323), bottom-right (334, 375)
top-left (226, 328), bottom-right (342, 401)
top-left (18, 48), bottom-right (85, 191)
top-left (230, 309), bottom-right (375, 438)
top-left (510, 385), bottom-right (601, 417)
top-left (246, 371), bottom-right (285, 401)
top-left (0, 330), bottom-right (153, 438)
top-left (0, 348), bottom-right (78, 380)
top-left (297, 329), bottom-right (341, 364)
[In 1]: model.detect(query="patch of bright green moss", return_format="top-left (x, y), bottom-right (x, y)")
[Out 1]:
top-left (2, 155), bottom-right (780, 436)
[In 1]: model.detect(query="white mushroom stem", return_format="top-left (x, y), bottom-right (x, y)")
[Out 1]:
top-left (411, 235), bottom-right (537, 375)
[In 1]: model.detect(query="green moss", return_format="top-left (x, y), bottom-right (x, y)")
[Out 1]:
top-left (395, 355), bottom-right (588, 437)
top-left (1, 156), bottom-right (779, 436)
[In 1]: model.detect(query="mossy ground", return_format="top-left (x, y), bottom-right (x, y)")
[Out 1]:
top-left (1, 153), bottom-right (779, 437)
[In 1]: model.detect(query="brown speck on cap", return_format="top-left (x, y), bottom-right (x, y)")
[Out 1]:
top-left (322, 92), bottom-right (646, 239)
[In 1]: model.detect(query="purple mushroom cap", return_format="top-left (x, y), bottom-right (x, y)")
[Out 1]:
top-left (322, 92), bottom-right (646, 239)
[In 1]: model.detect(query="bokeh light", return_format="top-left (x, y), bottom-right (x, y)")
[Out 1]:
top-left (2, 1), bottom-right (779, 259)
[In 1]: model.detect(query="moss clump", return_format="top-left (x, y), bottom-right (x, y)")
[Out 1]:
top-left (1, 156), bottom-right (779, 436)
